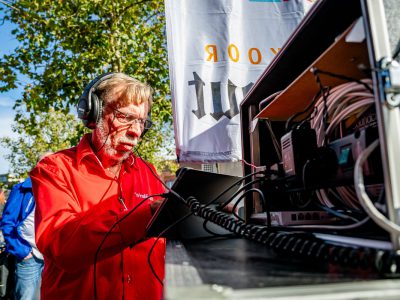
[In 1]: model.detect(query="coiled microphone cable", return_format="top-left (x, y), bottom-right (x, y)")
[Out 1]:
top-left (146, 169), bottom-right (270, 285)
top-left (186, 195), bottom-right (400, 275)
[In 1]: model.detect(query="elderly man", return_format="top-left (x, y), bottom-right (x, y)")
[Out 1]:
top-left (30, 73), bottom-right (166, 300)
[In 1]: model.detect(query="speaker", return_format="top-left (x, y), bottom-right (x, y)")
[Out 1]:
top-left (77, 73), bottom-right (152, 137)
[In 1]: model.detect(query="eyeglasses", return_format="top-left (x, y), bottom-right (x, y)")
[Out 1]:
top-left (112, 108), bottom-right (152, 130)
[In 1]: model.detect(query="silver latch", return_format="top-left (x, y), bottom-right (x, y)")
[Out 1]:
top-left (381, 58), bottom-right (400, 107)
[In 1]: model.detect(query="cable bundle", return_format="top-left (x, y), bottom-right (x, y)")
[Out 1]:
top-left (310, 79), bottom-right (375, 210)
top-left (310, 79), bottom-right (374, 147)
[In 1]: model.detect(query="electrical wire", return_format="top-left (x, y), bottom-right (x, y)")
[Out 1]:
top-left (218, 178), bottom-right (260, 209)
top-left (309, 79), bottom-right (375, 210)
top-left (231, 188), bottom-right (266, 223)
top-left (312, 68), bottom-right (374, 93)
top-left (93, 193), bottom-right (168, 300)
top-left (354, 139), bottom-right (400, 234)
top-left (126, 154), bottom-right (400, 276)
top-left (146, 210), bottom-right (195, 286)
top-left (204, 170), bottom-right (267, 210)
top-left (285, 87), bottom-right (327, 132)
top-left (93, 149), bottom-right (184, 297)
top-left (202, 219), bottom-right (236, 238)
top-left (264, 119), bottom-right (282, 161)
top-left (393, 40), bottom-right (400, 61)
top-left (316, 203), bottom-right (362, 223)
top-left (184, 195), bottom-right (400, 273)
top-left (258, 90), bottom-right (282, 111)
top-left (200, 173), bottom-right (271, 238)
top-left (241, 158), bottom-right (258, 169)
top-left (145, 169), bottom-right (266, 286)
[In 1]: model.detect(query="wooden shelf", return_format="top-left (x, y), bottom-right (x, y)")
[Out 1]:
top-left (256, 21), bottom-right (370, 121)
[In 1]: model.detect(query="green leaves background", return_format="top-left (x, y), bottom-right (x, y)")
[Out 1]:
top-left (0, 0), bottom-right (175, 177)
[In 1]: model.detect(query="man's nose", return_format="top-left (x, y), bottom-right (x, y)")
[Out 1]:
top-left (126, 122), bottom-right (143, 137)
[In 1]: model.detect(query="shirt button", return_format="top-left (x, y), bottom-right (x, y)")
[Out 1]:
top-left (127, 274), bottom-right (132, 284)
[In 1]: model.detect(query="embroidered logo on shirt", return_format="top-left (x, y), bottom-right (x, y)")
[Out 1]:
top-left (134, 192), bottom-right (151, 199)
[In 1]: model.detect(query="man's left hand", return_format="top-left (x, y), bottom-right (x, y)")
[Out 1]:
top-left (150, 198), bottom-right (164, 215)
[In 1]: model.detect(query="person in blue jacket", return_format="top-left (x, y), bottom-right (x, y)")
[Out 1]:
top-left (1, 177), bottom-right (44, 300)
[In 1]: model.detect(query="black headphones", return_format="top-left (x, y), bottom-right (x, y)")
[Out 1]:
top-left (77, 72), bottom-right (152, 137)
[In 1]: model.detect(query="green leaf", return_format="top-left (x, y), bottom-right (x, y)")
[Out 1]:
top-left (0, 0), bottom-right (174, 174)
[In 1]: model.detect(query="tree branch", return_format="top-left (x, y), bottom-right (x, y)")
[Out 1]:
top-left (0, 0), bottom-right (22, 13)
top-left (120, 0), bottom-right (152, 17)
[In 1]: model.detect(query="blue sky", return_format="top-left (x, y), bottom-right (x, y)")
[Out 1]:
top-left (0, 15), bottom-right (19, 174)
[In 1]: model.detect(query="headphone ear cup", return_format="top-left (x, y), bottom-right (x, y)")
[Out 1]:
top-left (77, 97), bottom-right (90, 122)
top-left (82, 93), bottom-right (101, 129)
top-left (77, 72), bottom-right (117, 129)
top-left (86, 93), bottom-right (102, 129)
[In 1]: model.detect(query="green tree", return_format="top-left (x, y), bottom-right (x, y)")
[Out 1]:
top-left (0, 107), bottom-right (81, 177)
top-left (0, 0), bottom-right (174, 172)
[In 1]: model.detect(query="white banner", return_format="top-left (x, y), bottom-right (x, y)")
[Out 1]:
top-left (166, 0), bottom-right (313, 162)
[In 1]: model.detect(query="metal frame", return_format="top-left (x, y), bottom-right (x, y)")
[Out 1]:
top-left (362, 0), bottom-right (400, 250)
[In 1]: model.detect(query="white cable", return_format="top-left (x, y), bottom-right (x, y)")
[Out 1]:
top-left (316, 189), bottom-right (334, 207)
top-left (336, 186), bottom-right (360, 210)
top-left (326, 99), bottom-right (374, 138)
top-left (354, 139), bottom-right (400, 234)
top-left (310, 79), bottom-right (374, 208)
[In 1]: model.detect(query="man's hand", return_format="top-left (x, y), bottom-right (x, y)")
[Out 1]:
top-left (150, 198), bottom-right (164, 215)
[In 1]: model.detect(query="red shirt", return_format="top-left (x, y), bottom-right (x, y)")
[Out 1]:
top-left (30, 134), bottom-right (166, 300)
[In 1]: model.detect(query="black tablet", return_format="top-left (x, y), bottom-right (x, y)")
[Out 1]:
top-left (146, 168), bottom-right (242, 239)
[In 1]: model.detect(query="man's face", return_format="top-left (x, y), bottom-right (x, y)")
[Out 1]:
top-left (92, 100), bottom-right (149, 164)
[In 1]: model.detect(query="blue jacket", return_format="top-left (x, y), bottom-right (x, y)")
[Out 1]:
top-left (1, 177), bottom-right (35, 260)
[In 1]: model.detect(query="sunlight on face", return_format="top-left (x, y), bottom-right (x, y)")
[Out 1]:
top-left (92, 102), bottom-right (148, 165)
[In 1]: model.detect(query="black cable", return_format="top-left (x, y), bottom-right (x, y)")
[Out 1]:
top-left (146, 167), bottom-right (277, 286)
top-left (146, 169), bottom-right (268, 283)
top-left (217, 175), bottom-right (277, 229)
top-left (93, 193), bottom-right (168, 300)
top-left (146, 209), bottom-right (200, 286)
top-left (231, 188), bottom-right (266, 223)
top-left (285, 87), bottom-right (327, 132)
top-left (135, 152), bottom-right (185, 204)
top-left (186, 195), bottom-right (400, 275)
top-left (258, 90), bottom-right (282, 111)
top-left (93, 128), bottom-right (182, 296)
top-left (131, 153), bottom-right (187, 287)
top-left (132, 123), bottom-right (152, 158)
top-left (202, 220), bottom-right (236, 238)
top-left (311, 67), bottom-right (374, 93)
top-left (311, 68), bottom-right (330, 146)
top-left (392, 39), bottom-right (400, 61)
top-left (200, 187), bottom-right (266, 237)
top-left (187, 196), bottom-right (254, 239)
top-left (132, 136), bottom-right (144, 154)
top-left (218, 178), bottom-right (267, 215)
top-left (196, 171), bottom-right (265, 236)
top-left (93, 124), bottom-right (184, 296)
top-left (150, 171), bottom-right (262, 241)
top-left (204, 170), bottom-right (266, 208)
